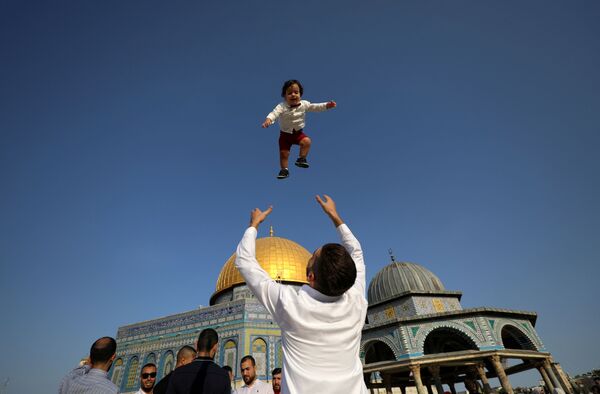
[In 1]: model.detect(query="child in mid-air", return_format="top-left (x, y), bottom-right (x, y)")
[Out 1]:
top-left (262, 79), bottom-right (336, 179)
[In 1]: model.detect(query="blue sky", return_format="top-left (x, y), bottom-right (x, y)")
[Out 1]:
top-left (1, 1), bottom-right (599, 392)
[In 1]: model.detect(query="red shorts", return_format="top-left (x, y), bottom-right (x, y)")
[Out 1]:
top-left (279, 129), bottom-right (308, 151)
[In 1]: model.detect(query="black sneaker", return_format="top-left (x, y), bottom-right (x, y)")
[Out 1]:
top-left (294, 157), bottom-right (309, 168)
top-left (277, 168), bottom-right (289, 179)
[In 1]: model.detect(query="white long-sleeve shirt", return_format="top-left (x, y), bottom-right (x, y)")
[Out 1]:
top-left (235, 378), bottom-right (274, 394)
top-left (235, 224), bottom-right (369, 394)
top-left (266, 100), bottom-right (330, 133)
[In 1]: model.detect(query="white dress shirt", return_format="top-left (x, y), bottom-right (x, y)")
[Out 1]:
top-left (235, 224), bottom-right (369, 394)
top-left (266, 100), bottom-right (330, 133)
top-left (235, 378), bottom-right (274, 394)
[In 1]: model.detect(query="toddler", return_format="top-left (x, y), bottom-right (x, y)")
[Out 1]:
top-left (262, 79), bottom-right (336, 179)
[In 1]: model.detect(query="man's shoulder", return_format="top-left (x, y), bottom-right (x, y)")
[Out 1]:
top-left (153, 371), bottom-right (171, 394)
top-left (172, 359), bottom-right (227, 376)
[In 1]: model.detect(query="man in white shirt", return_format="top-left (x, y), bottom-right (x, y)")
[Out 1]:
top-left (235, 195), bottom-right (369, 394)
top-left (235, 355), bottom-right (274, 394)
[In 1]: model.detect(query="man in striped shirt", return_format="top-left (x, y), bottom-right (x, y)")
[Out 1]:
top-left (59, 336), bottom-right (119, 394)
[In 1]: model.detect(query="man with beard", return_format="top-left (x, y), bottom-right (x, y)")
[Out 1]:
top-left (271, 369), bottom-right (281, 394)
top-left (154, 346), bottom-right (196, 394)
top-left (166, 328), bottom-right (230, 394)
top-left (235, 356), bottom-right (273, 394)
top-left (137, 363), bottom-right (157, 394)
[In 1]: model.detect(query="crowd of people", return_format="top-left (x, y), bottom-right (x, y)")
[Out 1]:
top-left (58, 330), bottom-right (283, 394)
top-left (59, 195), bottom-right (369, 394)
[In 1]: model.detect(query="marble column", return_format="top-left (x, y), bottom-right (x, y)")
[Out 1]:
top-left (552, 362), bottom-right (574, 394)
top-left (475, 363), bottom-right (495, 394)
top-left (537, 364), bottom-right (555, 392)
top-left (543, 360), bottom-right (565, 394)
top-left (426, 380), bottom-right (434, 394)
top-left (429, 366), bottom-right (445, 394)
top-left (382, 373), bottom-right (393, 394)
top-left (410, 365), bottom-right (428, 394)
top-left (448, 382), bottom-right (457, 394)
top-left (490, 355), bottom-right (514, 394)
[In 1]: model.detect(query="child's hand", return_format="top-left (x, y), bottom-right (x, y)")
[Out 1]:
top-left (262, 118), bottom-right (272, 128)
top-left (326, 101), bottom-right (336, 109)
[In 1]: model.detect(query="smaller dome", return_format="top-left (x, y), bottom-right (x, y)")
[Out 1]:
top-left (368, 261), bottom-right (445, 304)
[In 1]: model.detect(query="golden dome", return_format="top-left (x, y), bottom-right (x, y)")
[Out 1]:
top-left (212, 235), bottom-right (311, 301)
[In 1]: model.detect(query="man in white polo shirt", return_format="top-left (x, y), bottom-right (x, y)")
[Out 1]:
top-left (235, 355), bottom-right (274, 394)
top-left (235, 195), bottom-right (369, 394)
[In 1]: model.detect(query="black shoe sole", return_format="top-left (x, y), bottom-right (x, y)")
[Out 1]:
top-left (294, 162), bottom-right (309, 168)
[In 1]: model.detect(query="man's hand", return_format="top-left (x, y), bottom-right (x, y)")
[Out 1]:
top-left (262, 118), bottom-right (272, 128)
top-left (250, 206), bottom-right (273, 229)
top-left (326, 101), bottom-right (336, 109)
top-left (316, 195), bottom-right (344, 227)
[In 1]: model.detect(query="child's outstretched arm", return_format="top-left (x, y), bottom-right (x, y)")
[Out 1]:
top-left (262, 103), bottom-right (285, 128)
top-left (306, 101), bottom-right (337, 112)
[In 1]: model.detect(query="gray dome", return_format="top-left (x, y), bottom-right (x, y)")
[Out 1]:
top-left (368, 261), bottom-right (445, 304)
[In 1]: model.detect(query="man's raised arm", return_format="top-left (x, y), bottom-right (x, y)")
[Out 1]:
top-left (234, 206), bottom-right (281, 316)
top-left (316, 195), bottom-right (366, 295)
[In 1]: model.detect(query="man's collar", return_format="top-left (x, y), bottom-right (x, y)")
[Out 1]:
top-left (301, 284), bottom-right (341, 302)
top-left (243, 378), bottom-right (261, 388)
top-left (194, 356), bottom-right (214, 361)
top-left (88, 368), bottom-right (109, 377)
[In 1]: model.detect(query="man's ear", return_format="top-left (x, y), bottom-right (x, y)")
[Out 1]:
top-left (210, 342), bottom-right (218, 357)
top-left (307, 271), bottom-right (316, 287)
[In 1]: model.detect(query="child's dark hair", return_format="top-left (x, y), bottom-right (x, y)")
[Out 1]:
top-left (281, 80), bottom-right (303, 97)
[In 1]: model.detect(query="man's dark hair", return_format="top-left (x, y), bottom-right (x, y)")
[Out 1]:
top-left (197, 328), bottom-right (219, 352)
top-left (272, 367), bottom-right (281, 376)
top-left (176, 345), bottom-right (196, 363)
top-left (281, 79), bottom-right (303, 97)
top-left (240, 355), bottom-right (255, 366)
top-left (222, 365), bottom-right (233, 373)
top-left (141, 363), bottom-right (156, 373)
top-left (90, 337), bottom-right (117, 364)
top-left (313, 243), bottom-right (356, 297)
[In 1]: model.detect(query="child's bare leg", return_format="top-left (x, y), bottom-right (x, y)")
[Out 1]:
top-left (299, 137), bottom-right (311, 158)
top-left (280, 150), bottom-right (290, 169)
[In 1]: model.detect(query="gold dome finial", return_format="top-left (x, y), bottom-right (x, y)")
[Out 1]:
top-left (269, 226), bottom-right (274, 237)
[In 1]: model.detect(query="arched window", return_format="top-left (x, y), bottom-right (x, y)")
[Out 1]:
top-left (423, 327), bottom-right (478, 355)
top-left (223, 341), bottom-right (237, 374)
top-left (252, 338), bottom-right (267, 377)
top-left (364, 341), bottom-right (396, 364)
top-left (162, 351), bottom-right (175, 378)
top-left (276, 341), bottom-right (283, 369)
top-left (501, 324), bottom-right (537, 351)
top-left (111, 358), bottom-right (123, 386)
top-left (125, 357), bottom-right (139, 390)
